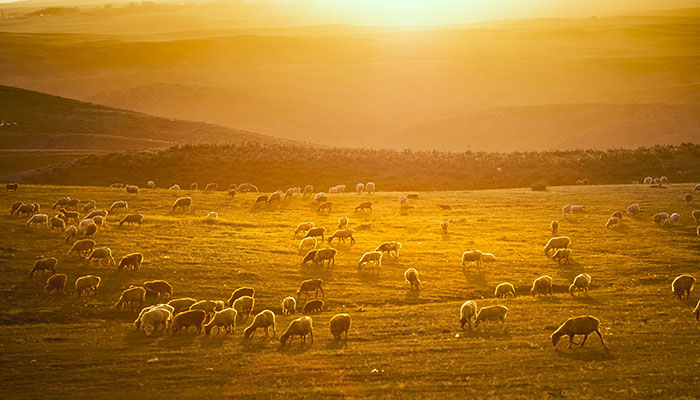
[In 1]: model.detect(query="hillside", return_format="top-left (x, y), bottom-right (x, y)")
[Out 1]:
top-left (0, 85), bottom-right (269, 150)
top-left (2, 142), bottom-right (699, 190)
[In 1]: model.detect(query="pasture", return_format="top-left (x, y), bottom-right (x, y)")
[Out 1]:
top-left (1, 183), bottom-right (699, 399)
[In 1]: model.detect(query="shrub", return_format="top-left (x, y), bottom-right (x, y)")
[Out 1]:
top-left (531, 181), bottom-right (548, 191)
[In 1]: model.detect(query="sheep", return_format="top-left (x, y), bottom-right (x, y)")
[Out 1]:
top-left (125, 185), bottom-right (139, 195)
top-left (173, 197), bottom-right (192, 211)
top-left (79, 217), bottom-right (94, 232)
top-left (692, 210), bottom-right (700, 223)
top-left (355, 201), bottom-right (372, 212)
top-left (399, 196), bottom-right (409, 207)
top-left (693, 300), bottom-right (700, 322)
top-left (461, 250), bottom-right (483, 268)
top-left (441, 220), bottom-right (449, 234)
top-left (685, 193), bottom-right (693, 205)
top-left (205, 183), bottom-right (219, 192)
top-left (232, 296), bottom-right (255, 320)
top-left (358, 251), bottom-right (383, 269)
top-left (109, 183), bottom-right (124, 188)
top-left (87, 247), bottom-right (116, 266)
top-left (302, 299), bottom-right (324, 313)
top-left (606, 216), bottom-right (620, 228)
top-left (64, 198), bottom-right (80, 211)
top-left (571, 205), bottom-right (585, 212)
top-left (376, 241), bottom-right (401, 258)
top-left (302, 249), bottom-right (318, 265)
top-left (328, 228), bottom-right (355, 245)
top-left (119, 214), bottom-right (143, 226)
top-left (495, 283), bottom-right (516, 298)
top-left (74, 275), bottom-right (101, 297)
top-left (171, 310), bottom-right (207, 334)
top-left (569, 274), bottom-right (591, 296)
top-left (474, 305), bottom-right (508, 329)
top-left (268, 191), bottom-right (282, 204)
top-left (304, 227), bottom-right (325, 241)
top-left (141, 308), bottom-right (172, 336)
top-left (243, 310), bottom-right (276, 338)
top-left (317, 201), bottom-right (332, 214)
top-left (280, 316), bottom-right (313, 346)
top-left (297, 279), bottom-right (324, 303)
top-left (459, 300), bottom-right (477, 330)
top-left (84, 209), bottom-right (108, 220)
top-left (10, 201), bottom-right (22, 215)
top-left (190, 183), bottom-right (199, 190)
top-left (45, 273), bottom-right (67, 294)
top-left (295, 221), bottom-right (315, 237)
top-left (653, 213), bottom-right (668, 225)
top-left (672, 274), bottom-right (695, 299)
top-left (238, 183), bottom-right (258, 193)
top-left (299, 237), bottom-right (317, 252)
top-left (338, 215), bottom-right (349, 229)
top-left (404, 268), bottom-right (421, 290)
top-left (84, 222), bottom-right (97, 238)
top-left (365, 182), bottom-right (376, 193)
top-left (531, 275), bottom-right (553, 296)
top-left (118, 253), bottom-right (144, 271)
top-left (167, 298), bottom-right (198, 314)
top-left (205, 212), bottom-right (219, 222)
top-left (50, 215), bottom-right (66, 231)
top-left (552, 248), bottom-right (572, 265)
top-left (562, 204), bottom-right (572, 217)
top-left (330, 313), bottom-right (352, 340)
top-left (669, 213), bottom-right (681, 225)
top-left (15, 203), bottom-right (36, 217)
top-left (6, 182), bottom-right (18, 192)
top-left (29, 257), bottom-right (58, 278)
top-left (147, 180), bottom-right (156, 189)
top-left (64, 225), bottom-right (77, 244)
top-left (356, 183), bottom-right (365, 193)
top-left (551, 316), bottom-right (605, 348)
top-left (314, 248), bottom-right (337, 266)
top-left (134, 304), bottom-right (175, 331)
top-left (303, 185), bottom-right (313, 196)
top-left (143, 280), bottom-right (173, 300)
top-left (169, 184), bottom-right (180, 190)
top-left (694, 183), bottom-right (700, 193)
top-left (226, 287), bottom-right (255, 307)
top-left (68, 239), bottom-right (96, 259)
top-left (205, 308), bottom-right (238, 335)
top-left (52, 197), bottom-right (71, 210)
top-left (660, 176), bottom-right (669, 185)
top-left (59, 209), bottom-right (80, 223)
top-left (282, 296), bottom-right (296, 316)
top-left (108, 201), bottom-right (128, 213)
top-left (229, 188), bottom-right (237, 198)
top-left (336, 185), bottom-right (346, 193)
top-left (544, 236), bottom-right (571, 257)
top-left (643, 177), bottom-right (653, 184)
top-left (313, 193), bottom-right (327, 204)
top-left (481, 253), bottom-right (497, 263)
top-left (190, 300), bottom-right (225, 319)
top-left (26, 214), bottom-right (49, 228)
top-left (115, 287), bottom-right (146, 310)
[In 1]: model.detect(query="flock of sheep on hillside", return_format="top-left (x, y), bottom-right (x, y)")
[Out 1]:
top-left (6, 178), bottom-right (700, 348)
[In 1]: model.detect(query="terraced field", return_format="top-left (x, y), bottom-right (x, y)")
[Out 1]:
top-left (1, 183), bottom-right (699, 399)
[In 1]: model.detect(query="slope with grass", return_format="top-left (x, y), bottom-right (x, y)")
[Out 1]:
top-left (0, 183), bottom-right (699, 398)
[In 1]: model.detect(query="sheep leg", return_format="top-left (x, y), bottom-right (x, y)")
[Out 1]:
top-left (580, 335), bottom-right (589, 347)
top-left (595, 329), bottom-right (605, 347)
top-left (319, 287), bottom-right (325, 299)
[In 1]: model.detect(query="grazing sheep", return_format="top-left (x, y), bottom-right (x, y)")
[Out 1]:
top-left (169, 184), bottom-right (181, 190)
top-left (84, 209), bottom-right (108, 220)
top-left (59, 209), bottom-right (80, 223)
top-left (115, 287), bottom-right (146, 310)
top-left (244, 310), bottom-right (276, 338)
top-left (171, 310), bottom-right (207, 334)
top-left (552, 248), bottom-right (572, 265)
top-left (141, 308), bottom-right (171, 336)
top-left (317, 201), bottom-right (332, 214)
top-left (365, 182), bottom-right (376, 193)
top-left (606, 216), bottom-right (620, 228)
top-left (229, 188), bottom-right (237, 198)
top-left (205, 308), bottom-right (238, 335)
top-left (134, 304), bottom-right (175, 331)
top-left (693, 300), bottom-right (700, 322)
top-left (376, 241), bottom-right (401, 258)
top-left (92, 215), bottom-right (105, 227)
top-left (143, 280), bottom-right (173, 300)
top-left (64, 225), bottom-right (77, 244)
top-left (295, 221), bottom-right (315, 237)
top-left (75, 275), bottom-right (101, 296)
top-left (52, 197), bottom-right (71, 210)
top-left (45, 273), bottom-right (67, 294)
top-left (481, 253), bottom-right (497, 263)
top-left (328, 228), bottom-right (355, 245)
top-left (226, 287), bottom-right (255, 307)
top-left (205, 183), bottom-right (218, 192)
top-left (173, 197), bottom-right (192, 211)
top-left (660, 176), bottom-right (669, 185)
top-left (355, 201), bottom-right (372, 213)
top-left (669, 213), bottom-right (681, 225)
top-left (238, 183), bottom-right (259, 193)
top-left (26, 214), bottom-right (49, 228)
top-left (694, 183), bottom-right (700, 193)
top-left (550, 220), bottom-right (558, 235)
top-left (302, 299), bottom-right (324, 313)
top-left (64, 198), bottom-right (80, 211)
top-left (87, 247), bottom-right (116, 266)
top-left (653, 212), bottom-right (669, 225)
top-left (404, 268), bottom-right (421, 290)
top-left (330, 313), bottom-right (351, 340)
top-left (50, 216), bottom-right (66, 231)
top-left (571, 205), bottom-right (585, 212)
top-left (119, 214), bottom-right (143, 226)
top-left (314, 248), bottom-right (337, 266)
top-left (643, 177), bottom-right (653, 185)
top-left (461, 250), bottom-right (483, 268)
top-left (626, 204), bottom-right (640, 217)
top-left (562, 204), bottom-right (572, 217)
top-left (280, 316), bottom-right (313, 346)
top-left (68, 239), bottom-right (96, 259)
top-left (303, 185), bottom-right (314, 196)
top-left (10, 200), bottom-right (22, 215)
top-left (312, 192), bottom-right (327, 203)
top-left (692, 210), bottom-right (700, 222)
top-left (299, 237), bottom-right (317, 252)
top-left (84, 222), bottom-right (97, 238)
top-left (6, 182), bottom-right (19, 192)
top-left (399, 196), bottom-right (409, 207)
top-left (296, 279), bottom-right (324, 303)
top-left (256, 195), bottom-right (269, 203)
top-left (672, 275), bottom-right (695, 299)
top-left (551, 316), bottom-right (605, 348)
top-left (190, 183), bottom-right (199, 190)
top-left (495, 283), bottom-right (516, 298)
top-left (474, 305), bottom-right (508, 329)
top-left (282, 297), bottom-right (296, 316)
top-left (205, 212), bottom-right (219, 222)
top-left (304, 227), bottom-right (325, 241)
top-left (118, 253), bottom-right (144, 271)
top-left (190, 300), bottom-right (225, 317)
top-left (611, 211), bottom-right (623, 220)
top-left (302, 249), bottom-right (319, 265)
top-left (15, 203), bottom-right (36, 217)
top-left (338, 215), bottom-right (349, 229)
top-left (358, 251), bottom-right (383, 268)
top-left (459, 301), bottom-right (477, 330)
top-left (531, 276), bottom-right (553, 296)
top-left (232, 296), bottom-right (255, 320)
top-left (544, 236), bottom-right (571, 257)
top-left (147, 180), bottom-right (156, 189)
top-left (268, 191), bottom-right (282, 204)
top-left (125, 185), bottom-right (139, 195)
top-left (356, 183), bottom-right (364, 193)
top-left (168, 298), bottom-right (198, 314)
top-left (108, 201), bottom-right (128, 213)
top-left (569, 274), bottom-right (591, 296)
top-left (441, 220), bottom-right (449, 234)
top-left (29, 257), bottom-right (58, 278)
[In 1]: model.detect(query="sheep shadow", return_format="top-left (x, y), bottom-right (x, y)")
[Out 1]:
top-left (156, 332), bottom-right (200, 349)
top-left (571, 295), bottom-right (603, 305)
top-left (198, 334), bottom-right (231, 349)
top-left (240, 337), bottom-right (276, 353)
top-left (277, 342), bottom-right (315, 354)
top-left (554, 347), bottom-right (613, 361)
top-left (324, 339), bottom-right (349, 350)
top-left (460, 327), bottom-right (512, 339)
top-left (462, 269), bottom-right (487, 287)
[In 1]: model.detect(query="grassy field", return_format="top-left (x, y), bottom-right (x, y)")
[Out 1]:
top-left (1, 183), bottom-right (699, 399)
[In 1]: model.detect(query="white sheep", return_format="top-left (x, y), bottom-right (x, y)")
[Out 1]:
top-left (669, 212), bottom-right (680, 225)
top-left (358, 251), bottom-right (383, 268)
top-left (173, 197), bottom-right (192, 211)
top-left (356, 183), bottom-right (364, 193)
top-left (279, 316), bottom-right (313, 346)
top-left (562, 204), bottom-right (572, 217)
top-left (75, 275), bottom-right (101, 296)
top-left (329, 313), bottom-right (351, 340)
top-left (294, 221), bottom-right (315, 237)
top-left (147, 180), bottom-right (156, 189)
top-left (376, 241), bottom-right (401, 257)
top-left (299, 237), bottom-right (317, 252)
top-left (365, 182), bottom-right (376, 193)
top-left (399, 196), bottom-right (409, 207)
top-left (672, 274), bottom-right (695, 299)
top-left (190, 300), bottom-right (225, 316)
top-left (481, 253), bottom-right (497, 263)
top-left (551, 315), bottom-right (605, 348)
top-left (141, 308), bottom-right (172, 336)
top-left (569, 274), bottom-right (591, 296)
top-left (233, 295), bottom-right (255, 319)
top-left (338, 215), bottom-right (349, 229)
top-left (460, 250), bottom-right (483, 268)
top-left (282, 296), bottom-right (297, 315)
top-left (404, 268), bottom-right (421, 290)
top-left (544, 236), bottom-right (571, 257)
top-left (693, 300), bottom-right (700, 322)
top-left (474, 305), bottom-right (508, 329)
top-left (550, 220), bottom-right (558, 235)
top-left (169, 184), bottom-right (180, 190)
top-left (494, 283), bottom-right (516, 298)
top-left (243, 310), bottom-right (276, 338)
top-left (643, 177), bottom-right (653, 184)
top-left (606, 216), bottom-right (620, 228)
top-left (459, 300), bottom-right (477, 330)
top-left (26, 214), bottom-right (49, 228)
top-left (108, 200), bottom-right (128, 213)
top-left (531, 275), bottom-right (553, 296)
top-left (571, 205), bottom-right (585, 212)
top-left (87, 247), bottom-right (115, 266)
top-left (205, 212), bottom-right (219, 222)
top-left (205, 308), bottom-right (237, 335)
top-left (125, 185), bottom-right (139, 195)
top-left (134, 303), bottom-right (175, 330)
